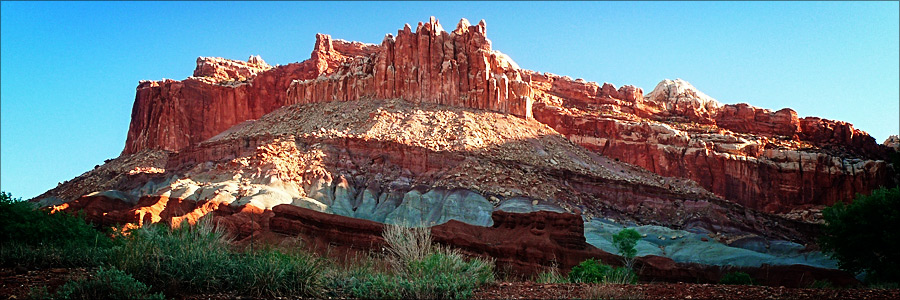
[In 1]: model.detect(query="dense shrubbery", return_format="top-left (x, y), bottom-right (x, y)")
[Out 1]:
top-left (2, 192), bottom-right (495, 299)
top-left (29, 267), bottom-right (164, 300)
top-left (568, 258), bottom-right (637, 284)
top-left (719, 271), bottom-right (754, 285)
top-left (112, 218), bottom-right (327, 297)
top-left (821, 187), bottom-right (900, 284)
top-left (1, 192), bottom-right (114, 268)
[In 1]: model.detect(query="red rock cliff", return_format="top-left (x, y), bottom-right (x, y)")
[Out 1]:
top-left (124, 17), bottom-right (533, 155)
top-left (286, 17), bottom-right (533, 118)
top-left (121, 18), bottom-right (891, 214)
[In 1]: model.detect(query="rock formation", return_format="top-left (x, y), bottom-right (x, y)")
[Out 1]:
top-left (287, 17), bottom-right (533, 119)
top-left (530, 78), bottom-right (890, 213)
top-left (34, 17), bottom-right (896, 285)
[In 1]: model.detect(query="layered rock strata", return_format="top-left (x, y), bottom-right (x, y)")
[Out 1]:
top-left (118, 18), bottom-right (892, 215)
top-left (530, 78), bottom-right (891, 212)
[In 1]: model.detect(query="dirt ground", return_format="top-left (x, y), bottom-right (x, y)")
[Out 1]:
top-left (3, 267), bottom-right (899, 300)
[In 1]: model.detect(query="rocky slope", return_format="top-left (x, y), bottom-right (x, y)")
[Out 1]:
top-left (34, 17), bottom-right (895, 282)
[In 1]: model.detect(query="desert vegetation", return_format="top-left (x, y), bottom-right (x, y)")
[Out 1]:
top-left (0, 192), bottom-right (495, 299)
top-left (821, 186), bottom-right (900, 286)
top-left (4, 191), bottom-right (900, 299)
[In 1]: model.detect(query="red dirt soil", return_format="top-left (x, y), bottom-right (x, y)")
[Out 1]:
top-left (3, 268), bottom-right (898, 300)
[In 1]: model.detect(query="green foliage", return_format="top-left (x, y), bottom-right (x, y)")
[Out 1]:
top-left (41, 267), bottom-right (164, 300)
top-left (3, 192), bottom-right (491, 299)
top-left (111, 218), bottom-right (325, 298)
top-left (569, 259), bottom-right (612, 283)
top-left (231, 247), bottom-right (326, 298)
top-left (340, 224), bottom-right (494, 299)
top-left (568, 258), bottom-right (638, 284)
top-left (820, 187), bottom-right (900, 284)
top-left (0, 191), bottom-right (115, 268)
top-left (719, 271), bottom-right (754, 285)
top-left (613, 228), bottom-right (642, 270)
top-left (612, 228), bottom-right (641, 259)
top-left (343, 250), bottom-right (494, 300)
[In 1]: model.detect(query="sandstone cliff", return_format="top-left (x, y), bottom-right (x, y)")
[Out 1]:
top-left (33, 18), bottom-right (896, 284)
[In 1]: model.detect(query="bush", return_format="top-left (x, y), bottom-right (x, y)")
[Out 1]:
top-left (382, 224), bottom-right (433, 271)
top-left (112, 217), bottom-right (326, 298)
top-left (568, 259), bottom-right (637, 284)
top-left (569, 259), bottom-right (612, 283)
top-left (719, 271), bottom-right (754, 285)
top-left (40, 267), bottom-right (164, 300)
top-left (232, 247), bottom-right (325, 298)
top-left (821, 187), bottom-right (900, 284)
top-left (0, 191), bottom-right (114, 268)
top-left (342, 224), bottom-right (494, 299)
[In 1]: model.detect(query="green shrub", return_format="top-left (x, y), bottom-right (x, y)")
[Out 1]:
top-left (48, 267), bottom-right (164, 300)
top-left (568, 258), bottom-right (637, 284)
top-left (569, 259), bottom-right (612, 283)
top-left (345, 250), bottom-right (494, 300)
top-left (342, 225), bottom-right (494, 299)
top-left (112, 217), bottom-right (325, 298)
top-left (719, 271), bottom-right (754, 285)
top-left (821, 187), bottom-right (900, 284)
top-left (0, 191), bottom-right (114, 268)
top-left (232, 247), bottom-right (326, 298)
top-left (111, 218), bottom-right (235, 294)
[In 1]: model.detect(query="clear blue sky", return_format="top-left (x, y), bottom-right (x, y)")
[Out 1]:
top-left (2, 1), bottom-right (898, 199)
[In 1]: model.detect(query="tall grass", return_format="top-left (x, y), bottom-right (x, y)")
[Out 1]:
top-left (383, 223), bottom-right (433, 270)
top-left (112, 217), bottom-right (326, 297)
top-left (341, 224), bottom-right (496, 299)
top-left (535, 263), bottom-right (567, 284)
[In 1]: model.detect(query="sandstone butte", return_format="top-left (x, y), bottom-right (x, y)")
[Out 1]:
top-left (35, 17), bottom-right (897, 286)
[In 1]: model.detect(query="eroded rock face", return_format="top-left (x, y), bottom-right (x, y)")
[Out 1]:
top-left (286, 17), bottom-right (533, 118)
top-left (119, 17), bottom-right (890, 214)
top-left (530, 77), bottom-right (891, 213)
top-left (192, 56), bottom-right (273, 83)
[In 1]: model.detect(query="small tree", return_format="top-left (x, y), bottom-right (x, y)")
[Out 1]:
top-left (821, 187), bottom-right (900, 284)
top-left (612, 228), bottom-right (641, 269)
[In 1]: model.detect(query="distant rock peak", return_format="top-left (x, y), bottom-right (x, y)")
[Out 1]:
top-left (647, 78), bottom-right (722, 115)
top-left (192, 56), bottom-right (272, 83)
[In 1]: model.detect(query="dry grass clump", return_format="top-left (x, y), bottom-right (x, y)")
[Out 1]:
top-left (581, 284), bottom-right (645, 300)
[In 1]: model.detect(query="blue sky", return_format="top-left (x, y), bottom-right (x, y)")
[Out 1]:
top-left (2, 1), bottom-right (898, 199)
